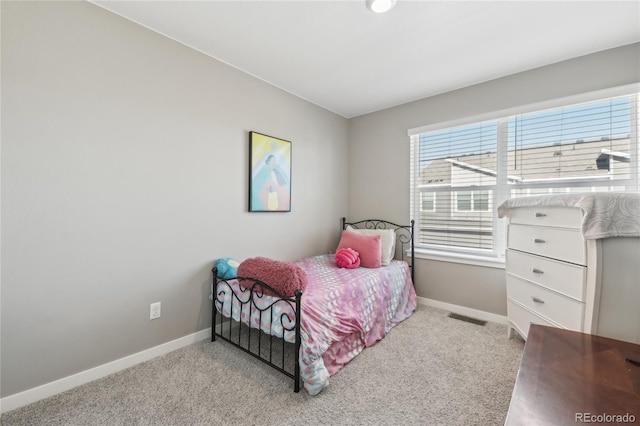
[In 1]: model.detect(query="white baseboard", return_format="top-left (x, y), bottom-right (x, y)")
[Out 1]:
top-left (0, 328), bottom-right (211, 414)
top-left (2, 301), bottom-right (504, 414)
top-left (416, 296), bottom-right (508, 325)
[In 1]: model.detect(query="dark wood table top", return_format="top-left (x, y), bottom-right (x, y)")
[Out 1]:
top-left (505, 324), bottom-right (640, 426)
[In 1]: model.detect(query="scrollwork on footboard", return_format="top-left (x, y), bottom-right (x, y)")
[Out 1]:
top-left (211, 267), bottom-right (302, 392)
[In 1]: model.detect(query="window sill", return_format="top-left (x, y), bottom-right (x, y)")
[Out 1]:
top-left (414, 248), bottom-right (506, 269)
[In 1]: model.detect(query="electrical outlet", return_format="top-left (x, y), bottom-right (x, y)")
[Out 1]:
top-left (150, 302), bottom-right (161, 320)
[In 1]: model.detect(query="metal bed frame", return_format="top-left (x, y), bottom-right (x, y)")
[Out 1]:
top-left (211, 218), bottom-right (415, 392)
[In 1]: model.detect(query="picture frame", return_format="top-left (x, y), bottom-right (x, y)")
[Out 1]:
top-left (248, 131), bottom-right (292, 212)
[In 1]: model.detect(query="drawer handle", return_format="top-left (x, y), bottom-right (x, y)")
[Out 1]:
top-left (532, 268), bottom-right (544, 274)
top-left (533, 238), bottom-right (546, 244)
top-left (534, 212), bottom-right (547, 217)
top-left (531, 297), bottom-right (545, 304)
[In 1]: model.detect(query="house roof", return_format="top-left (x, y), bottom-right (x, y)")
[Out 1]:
top-left (419, 137), bottom-right (631, 186)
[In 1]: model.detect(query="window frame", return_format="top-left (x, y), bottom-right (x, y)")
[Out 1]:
top-left (453, 190), bottom-right (491, 213)
top-left (420, 191), bottom-right (436, 212)
top-left (408, 83), bottom-right (640, 268)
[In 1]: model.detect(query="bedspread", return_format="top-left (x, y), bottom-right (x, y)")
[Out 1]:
top-left (214, 254), bottom-right (417, 395)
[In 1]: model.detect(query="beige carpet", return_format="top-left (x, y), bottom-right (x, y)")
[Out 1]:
top-left (1, 305), bottom-right (525, 425)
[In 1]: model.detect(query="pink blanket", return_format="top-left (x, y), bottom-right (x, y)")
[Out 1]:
top-left (297, 255), bottom-right (416, 394)
top-left (237, 256), bottom-right (307, 297)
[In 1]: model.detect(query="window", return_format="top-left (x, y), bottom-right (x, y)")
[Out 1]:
top-left (409, 89), bottom-right (639, 261)
top-left (455, 190), bottom-right (490, 212)
top-left (420, 192), bottom-right (435, 212)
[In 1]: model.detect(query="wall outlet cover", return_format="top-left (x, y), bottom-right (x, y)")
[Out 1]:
top-left (150, 302), bottom-right (161, 320)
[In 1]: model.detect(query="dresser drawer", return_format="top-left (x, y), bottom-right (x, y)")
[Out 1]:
top-left (507, 300), bottom-right (557, 339)
top-left (506, 250), bottom-right (586, 301)
top-left (508, 224), bottom-right (586, 265)
top-left (507, 275), bottom-right (584, 331)
top-left (506, 207), bottom-right (582, 229)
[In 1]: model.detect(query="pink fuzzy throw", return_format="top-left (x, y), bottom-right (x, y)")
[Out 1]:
top-left (335, 248), bottom-right (361, 269)
top-left (237, 257), bottom-right (307, 297)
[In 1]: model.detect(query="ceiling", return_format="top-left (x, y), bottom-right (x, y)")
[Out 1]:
top-left (91, 1), bottom-right (640, 119)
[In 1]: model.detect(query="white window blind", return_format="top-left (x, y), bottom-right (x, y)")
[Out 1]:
top-left (411, 120), bottom-right (498, 253)
top-left (507, 96), bottom-right (637, 195)
top-left (410, 91), bottom-right (639, 258)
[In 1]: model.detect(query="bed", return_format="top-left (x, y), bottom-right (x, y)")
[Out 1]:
top-left (210, 218), bottom-right (417, 395)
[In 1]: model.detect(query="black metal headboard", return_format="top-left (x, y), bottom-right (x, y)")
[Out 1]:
top-left (342, 217), bottom-right (415, 283)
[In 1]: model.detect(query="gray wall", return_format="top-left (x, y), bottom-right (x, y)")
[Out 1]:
top-left (1, 1), bottom-right (348, 397)
top-left (348, 42), bottom-right (640, 315)
top-left (596, 237), bottom-right (640, 343)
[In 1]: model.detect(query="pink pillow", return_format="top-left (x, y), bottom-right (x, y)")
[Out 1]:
top-left (237, 257), bottom-right (307, 297)
top-left (335, 247), bottom-right (361, 269)
top-left (336, 230), bottom-right (381, 268)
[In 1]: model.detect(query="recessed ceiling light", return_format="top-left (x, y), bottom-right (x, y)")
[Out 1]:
top-left (366, 0), bottom-right (397, 14)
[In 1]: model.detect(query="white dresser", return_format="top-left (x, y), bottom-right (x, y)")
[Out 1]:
top-left (501, 194), bottom-right (640, 343)
top-left (505, 206), bottom-right (595, 339)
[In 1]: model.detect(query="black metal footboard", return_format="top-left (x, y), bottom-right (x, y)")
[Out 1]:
top-left (211, 267), bottom-right (302, 392)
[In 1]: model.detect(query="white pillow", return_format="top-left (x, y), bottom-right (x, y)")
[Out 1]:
top-left (346, 225), bottom-right (396, 266)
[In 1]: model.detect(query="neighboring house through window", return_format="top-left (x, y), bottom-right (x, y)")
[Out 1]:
top-left (409, 87), bottom-right (639, 264)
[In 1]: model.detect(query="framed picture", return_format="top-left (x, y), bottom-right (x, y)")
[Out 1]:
top-left (248, 131), bottom-right (292, 212)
